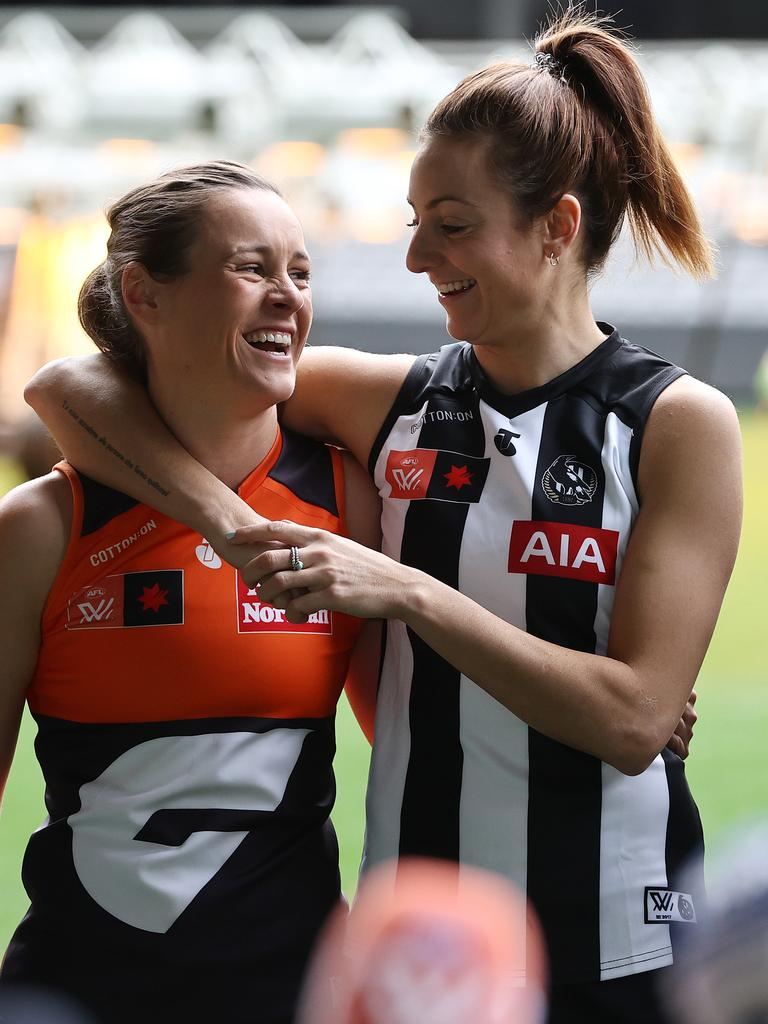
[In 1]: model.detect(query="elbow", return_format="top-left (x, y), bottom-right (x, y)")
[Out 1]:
top-left (606, 721), bottom-right (666, 777)
top-left (24, 358), bottom-right (68, 414)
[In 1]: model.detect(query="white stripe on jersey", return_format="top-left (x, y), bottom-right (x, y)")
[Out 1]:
top-left (363, 402), bottom-right (428, 871)
top-left (457, 401), bottom-right (546, 878)
top-left (595, 411), bottom-right (672, 978)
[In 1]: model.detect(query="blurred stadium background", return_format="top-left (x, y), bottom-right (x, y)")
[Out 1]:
top-left (0, 0), bottom-right (766, 950)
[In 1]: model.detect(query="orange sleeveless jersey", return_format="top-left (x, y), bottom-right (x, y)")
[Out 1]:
top-left (30, 428), bottom-right (361, 723)
top-left (2, 429), bottom-right (364, 1024)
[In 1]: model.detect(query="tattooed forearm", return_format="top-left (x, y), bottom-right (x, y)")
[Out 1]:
top-left (61, 398), bottom-right (171, 498)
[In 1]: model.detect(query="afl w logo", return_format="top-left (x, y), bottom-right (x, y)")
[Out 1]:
top-left (78, 596), bottom-right (115, 623)
top-left (644, 887), bottom-right (697, 924)
top-left (392, 462), bottom-right (424, 492)
top-left (542, 455), bottom-right (598, 505)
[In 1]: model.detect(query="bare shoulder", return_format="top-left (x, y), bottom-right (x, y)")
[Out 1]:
top-left (289, 347), bottom-right (417, 464)
top-left (640, 376), bottom-right (741, 490)
top-left (0, 472), bottom-right (71, 604)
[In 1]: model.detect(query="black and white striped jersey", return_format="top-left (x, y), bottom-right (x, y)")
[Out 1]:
top-left (363, 326), bottom-right (704, 986)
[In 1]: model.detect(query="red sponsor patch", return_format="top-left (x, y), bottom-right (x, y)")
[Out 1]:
top-left (236, 576), bottom-right (332, 635)
top-left (67, 577), bottom-right (125, 629)
top-left (508, 521), bottom-right (619, 585)
top-left (385, 449), bottom-right (438, 499)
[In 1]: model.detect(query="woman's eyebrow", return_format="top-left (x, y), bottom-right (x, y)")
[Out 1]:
top-left (227, 244), bottom-right (311, 261)
top-left (406, 196), bottom-right (478, 210)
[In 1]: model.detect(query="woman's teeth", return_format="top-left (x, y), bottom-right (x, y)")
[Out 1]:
top-left (244, 331), bottom-right (292, 352)
top-left (437, 279), bottom-right (476, 295)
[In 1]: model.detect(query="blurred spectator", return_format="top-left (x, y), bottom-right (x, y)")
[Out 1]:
top-left (298, 859), bottom-right (547, 1024)
top-left (664, 820), bottom-right (768, 1024)
top-left (0, 412), bottom-right (60, 481)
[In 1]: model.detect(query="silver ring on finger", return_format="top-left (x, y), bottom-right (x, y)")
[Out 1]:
top-left (290, 545), bottom-right (304, 572)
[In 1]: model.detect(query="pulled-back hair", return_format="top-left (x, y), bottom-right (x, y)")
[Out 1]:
top-left (422, 7), bottom-right (713, 279)
top-left (78, 161), bottom-right (281, 379)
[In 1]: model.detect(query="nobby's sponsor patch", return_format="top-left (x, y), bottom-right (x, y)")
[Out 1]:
top-left (236, 576), bottom-right (332, 635)
top-left (644, 887), bottom-right (697, 924)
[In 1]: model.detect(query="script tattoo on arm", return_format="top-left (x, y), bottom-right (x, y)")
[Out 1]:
top-left (62, 398), bottom-right (171, 498)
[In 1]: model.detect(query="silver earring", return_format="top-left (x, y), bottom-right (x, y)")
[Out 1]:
top-left (548, 252), bottom-right (560, 267)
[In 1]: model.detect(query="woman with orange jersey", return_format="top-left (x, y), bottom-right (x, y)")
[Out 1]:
top-left (0, 162), bottom-right (379, 1024)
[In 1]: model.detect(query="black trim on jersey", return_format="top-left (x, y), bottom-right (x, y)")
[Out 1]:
top-left (79, 473), bottom-right (140, 537)
top-left (625, 363), bottom-right (687, 488)
top-left (397, 385), bottom-right (484, 862)
top-left (661, 747), bottom-right (705, 956)
top-left (526, 390), bottom-right (607, 984)
top-left (269, 429), bottom-right (338, 517)
top-left (467, 325), bottom-right (621, 418)
top-left (367, 346), bottom-right (475, 477)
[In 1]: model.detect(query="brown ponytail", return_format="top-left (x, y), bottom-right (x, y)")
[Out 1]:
top-left (422, 7), bottom-right (713, 279)
top-left (78, 161), bottom-right (281, 379)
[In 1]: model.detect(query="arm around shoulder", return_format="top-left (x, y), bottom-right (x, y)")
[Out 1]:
top-left (0, 473), bottom-right (71, 800)
top-left (286, 347), bottom-right (415, 466)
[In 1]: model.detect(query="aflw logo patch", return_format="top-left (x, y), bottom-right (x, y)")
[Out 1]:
top-left (508, 521), bottom-right (619, 584)
top-left (67, 571), bottom-right (184, 630)
top-left (236, 576), bottom-right (332, 635)
top-left (385, 449), bottom-right (490, 503)
top-left (644, 887), bottom-right (697, 924)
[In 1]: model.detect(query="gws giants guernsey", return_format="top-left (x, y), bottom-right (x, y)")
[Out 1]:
top-left (364, 327), bottom-right (704, 985)
top-left (1, 429), bottom-right (362, 1024)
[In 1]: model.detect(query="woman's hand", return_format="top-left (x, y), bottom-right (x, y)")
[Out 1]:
top-left (230, 520), bottom-right (420, 623)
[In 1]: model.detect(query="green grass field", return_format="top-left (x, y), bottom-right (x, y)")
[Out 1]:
top-left (1, 413), bottom-right (766, 951)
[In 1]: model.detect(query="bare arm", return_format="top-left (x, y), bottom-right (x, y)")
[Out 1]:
top-left (237, 377), bottom-right (741, 775)
top-left (24, 348), bottom-right (412, 551)
top-left (339, 453), bottom-right (382, 744)
top-left (0, 474), bottom-right (70, 802)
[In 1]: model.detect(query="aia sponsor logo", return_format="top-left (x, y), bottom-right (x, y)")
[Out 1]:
top-left (542, 455), bottom-right (598, 505)
top-left (385, 449), bottom-right (490, 503)
top-left (236, 575), bottom-right (332, 634)
top-left (67, 571), bottom-right (184, 630)
top-left (508, 521), bottom-right (619, 585)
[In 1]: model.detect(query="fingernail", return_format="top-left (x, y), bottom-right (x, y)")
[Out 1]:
top-left (225, 531), bottom-right (236, 540)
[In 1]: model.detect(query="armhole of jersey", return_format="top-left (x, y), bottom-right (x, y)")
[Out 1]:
top-left (329, 445), bottom-right (347, 535)
top-left (41, 462), bottom-right (85, 627)
top-left (628, 366), bottom-right (688, 490)
top-left (367, 353), bottom-right (434, 477)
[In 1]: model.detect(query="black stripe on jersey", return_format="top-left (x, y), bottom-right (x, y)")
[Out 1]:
top-left (79, 473), bottom-right (139, 536)
top-left (661, 747), bottom-right (705, 953)
top-left (397, 385), bottom-right (484, 861)
top-left (525, 391), bottom-right (607, 984)
top-left (269, 430), bottom-right (338, 517)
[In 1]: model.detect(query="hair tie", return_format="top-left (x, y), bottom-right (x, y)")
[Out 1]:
top-left (534, 51), bottom-right (564, 79)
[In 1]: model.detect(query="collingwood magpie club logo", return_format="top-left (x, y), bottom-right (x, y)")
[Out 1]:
top-left (542, 455), bottom-right (598, 506)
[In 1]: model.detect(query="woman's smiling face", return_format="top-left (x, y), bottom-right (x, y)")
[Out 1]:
top-left (147, 187), bottom-right (313, 411)
top-left (405, 136), bottom-right (552, 350)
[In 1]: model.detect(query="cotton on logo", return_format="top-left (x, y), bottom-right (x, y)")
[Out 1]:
top-left (508, 521), bottom-right (619, 584)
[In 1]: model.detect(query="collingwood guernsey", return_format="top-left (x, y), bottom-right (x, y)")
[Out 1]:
top-left (363, 326), bottom-right (703, 985)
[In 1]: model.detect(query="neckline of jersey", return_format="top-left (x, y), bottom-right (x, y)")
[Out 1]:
top-left (236, 426), bottom-right (283, 498)
top-left (463, 322), bottom-right (622, 417)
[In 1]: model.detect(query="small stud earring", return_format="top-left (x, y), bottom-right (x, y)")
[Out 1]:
top-left (548, 252), bottom-right (560, 267)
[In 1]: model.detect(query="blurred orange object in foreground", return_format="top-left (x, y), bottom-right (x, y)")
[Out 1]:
top-left (297, 858), bottom-right (547, 1024)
